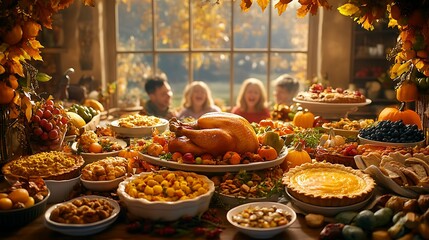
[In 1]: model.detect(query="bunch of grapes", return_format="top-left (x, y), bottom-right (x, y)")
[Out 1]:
top-left (29, 99), bottom-right (68, 152)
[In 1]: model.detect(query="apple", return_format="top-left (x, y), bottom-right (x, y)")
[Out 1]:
top-left (182, 153), bottom-right (195, 164)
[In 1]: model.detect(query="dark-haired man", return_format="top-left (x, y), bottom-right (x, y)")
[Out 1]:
top-left (143, 76), bottom-right (176, 119)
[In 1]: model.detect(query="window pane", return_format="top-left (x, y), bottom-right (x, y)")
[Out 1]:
top-left (116, 53), bottom-right (153, 107)
top-left (233, 53), bottom-right (268, 104)
top-left (156, 53), bottom-right (189, 108)
top-left (234, 2), bottom-right (269, 49)
top-left (192, 53), bottom-right (231, 106)
top-left (270, 52), bottom-right (307, 86)
top-left (192, 1), bottom-right (231, 49)
top-left (155, 0), bottom-right (189, 49)
top-left (116, 0), bottom-right (152, 51)
top-left (271, 2), bottom-right (309, 50)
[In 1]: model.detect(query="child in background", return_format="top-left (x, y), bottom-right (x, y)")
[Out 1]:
top-left (177, 81), bottom-right (221, 119)
top-left (273, 74), bottom-right (300, 105)
top-left (231, 78), bottom-right (270, 123)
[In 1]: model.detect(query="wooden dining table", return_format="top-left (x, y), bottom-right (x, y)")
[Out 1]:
top-left (2, 205), bottom-right (321, 240)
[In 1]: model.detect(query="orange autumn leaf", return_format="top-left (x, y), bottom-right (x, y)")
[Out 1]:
top-left (9, 60), bottom-right (24, 77)
top-left (240, 0), bottom-right (253, 12)
top-left (257, 0), bottom-right (269, 12)
top-left (9, 94), bottom-right (21, 119)
top-left (337, 3), bottom-right (360, 17)
top-left (297, 0), bottom-right (331, 17)
top-left (274, 0), bottom-right (292, 16)
top-left (83, 0), bottom-right (96, 7)
top-left (21, 95), bottom-right (32, 122)
top-left (22, 40), bottom-right (43, 61)
top-left (28, 39), bottom-right (44, 50)
top-left (357, 15), bottom-right (375, 30)
top-left (297, 4), bottom-right (311, 17)
top-left (7, 46), bottom-right (24, 60)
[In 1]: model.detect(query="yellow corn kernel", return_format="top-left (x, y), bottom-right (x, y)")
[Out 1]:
top-left (153, 185), bottom-right (163, 195)
top-left (144, 186), bottom-right (154, 195)
top-left (165, 187), bottom-right (175, 197)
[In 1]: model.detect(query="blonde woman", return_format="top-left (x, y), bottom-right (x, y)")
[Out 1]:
top-left (177, 81), bottom-right (221, 119)
top-left (231, 78), bottom-right (270, 123)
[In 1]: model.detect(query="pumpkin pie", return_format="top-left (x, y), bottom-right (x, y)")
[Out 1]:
top-left (283, 162), bottom-right (375, 207)
top-left (2, 151), bottom-right (84, 180)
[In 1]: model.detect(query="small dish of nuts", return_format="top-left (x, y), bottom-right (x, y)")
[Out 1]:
top-left (226, 202), bottom-right (296, 239)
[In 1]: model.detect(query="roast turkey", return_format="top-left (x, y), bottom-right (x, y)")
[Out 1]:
top-left (168, 112), bottom-right (259, 156)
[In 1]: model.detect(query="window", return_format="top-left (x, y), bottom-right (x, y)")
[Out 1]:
top-left (108, 0), bottom-right (316, 109)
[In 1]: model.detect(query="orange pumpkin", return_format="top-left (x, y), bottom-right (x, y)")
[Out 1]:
top-left (258, 145), bottom-right (278, 161)
top-left (378, 102), bottom-right (422, 129)
top-left (396, 80), bottom-right (418, 102)
top-left (292, 109), bottom-right (314, 128)
top-left (118, 148), bottom-right (139, 158)
top-left (281, 141), bottom-right (311, 171)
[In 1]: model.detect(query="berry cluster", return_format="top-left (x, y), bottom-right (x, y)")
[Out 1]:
top-left (359, 120), bottom-right (424, 143)
top-left (30, 99), bottom-right (68, 152)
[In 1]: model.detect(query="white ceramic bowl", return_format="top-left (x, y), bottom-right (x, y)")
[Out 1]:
top-left (81, 176), bottom-right (125, 192)
top-left (117, 171), bottom-right (215, 221)
top-left (71, 137), bottom-right (127, 164)
top-left (45, 175), bottom-right (81, 203)
top-left (358, 135), bottom-right (425, 147)
top-left (110, 118), bottom-right (168, 138)
top-left (226, 202), bottom-right (296, 239)
top-left (44, 195), bottom-right (120, 236)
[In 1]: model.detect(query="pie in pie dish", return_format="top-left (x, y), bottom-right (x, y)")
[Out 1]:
top-left (2, 151), bottom-right (84, 180)
top-left (283, 162), bottom-right (375, 207)
top-left (295, 84), bottom-right (366, 103)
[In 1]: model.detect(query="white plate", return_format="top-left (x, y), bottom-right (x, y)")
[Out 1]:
top-left (139, 149), bottom-right (288, 173)
top-left (109, 118), bottom-right (169, 138)
top-left (354, 155), bottom-right (422, 198)
top-left (293, 98), bottom-right (371, 119)
top-left (226, 202), bottom-right (296, 239)
top-left (358, 135), bottom-right (425, 147)
top-left (285, 189), bottom-right (373, 216)
top-left (72, 137), bottom-right (127, 163)
top-left (44, 195), bottom-right (120, 236)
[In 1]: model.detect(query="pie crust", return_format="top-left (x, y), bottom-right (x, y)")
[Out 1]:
top-left (2, 151), bottom-right (84, 180)
top-left (283, 162), bottom-right (375, 207)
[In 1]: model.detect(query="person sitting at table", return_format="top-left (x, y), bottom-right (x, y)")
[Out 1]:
top-left (272, 73), bottom-right (300, 106)
top-left (177, 81), bottom-right (221, 119)
top-left (143, 75), bottom-right (176, 119)
top-left (231, 77), bottom-right (270, 123)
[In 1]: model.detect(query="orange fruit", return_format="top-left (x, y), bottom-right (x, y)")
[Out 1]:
top-left (88, 142), bottom-right (103, 153)
top-left (24, 197), bottom-right (35, 208)
top-left (7, 75), bottom-right (18, 89)
top-left (22, 21), bottom-right (41, 39)
top-left (3, 24), bottom-right (23, 45)
top-left (0, 81), bottom-right (15, 105)
top-left (0, 198), bottom-right (13, 210)
top-left (8, 188), bottom-right (30, 204)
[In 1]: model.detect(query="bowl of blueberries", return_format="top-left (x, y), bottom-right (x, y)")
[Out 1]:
top-left (358, 120), bottom-right (425, 147)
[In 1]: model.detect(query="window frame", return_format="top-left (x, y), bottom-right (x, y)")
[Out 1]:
top-left (102, 0), bottom-right (319, 108)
